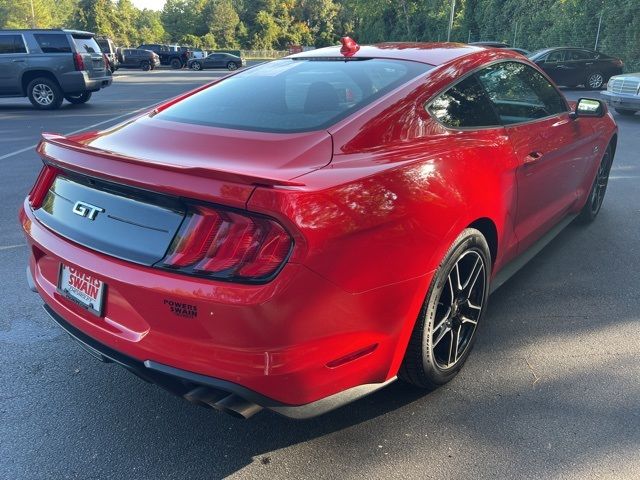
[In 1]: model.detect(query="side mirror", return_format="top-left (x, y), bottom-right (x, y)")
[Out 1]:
top-left (571, 98), bottom-right (606, 118)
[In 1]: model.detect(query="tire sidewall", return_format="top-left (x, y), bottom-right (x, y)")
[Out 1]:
top-left (141, 61), bottom-right (151, 71)
top-left (170, 58), bottom-right (182, 69)
top-left (420, 230), bottom-right (491, 384)
top-left (27, 77), bottom-right (63, 110)
top-left (227, 61), bottom-right (238, 71)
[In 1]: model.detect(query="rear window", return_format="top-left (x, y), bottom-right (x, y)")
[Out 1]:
top-left (34, 33), bottom-right (71, 53)
top-left (156, 58), bottom-right (432, 133)
top-left (73, 35), bottom-right (101, 54)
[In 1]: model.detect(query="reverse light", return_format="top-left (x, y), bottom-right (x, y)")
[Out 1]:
top-left (159, 206), bottom-right (292, 282)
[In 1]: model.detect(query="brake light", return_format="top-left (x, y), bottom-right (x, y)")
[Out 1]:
top-left (73, 53), bottom-right (85, 71)
top-left (103, 53), bottom-right (109, 70)
top-left (613, 58), bottom-right (623, 67)
top-left (159, 206), bottom-right (292, 281)
top-left (28, 165), bottom-right (58, 208)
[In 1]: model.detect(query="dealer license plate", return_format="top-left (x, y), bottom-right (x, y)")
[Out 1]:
top-left (57, 264), bottom-right (106, 316)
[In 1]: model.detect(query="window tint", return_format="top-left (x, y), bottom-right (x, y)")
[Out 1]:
top-left (156, 58), bottom-right (431, 133)
top-left (428, 75), bottom-right (500, 128)
top-left (566, 50), bottom-right (593, 61)
top-left (0, 34), bottom-right (26, 54)
top-left (72, 35), bottom-right (101, 54)
top-left (545, 50), bottom-right (565, 63)
top-left (34, 34), bottom-right (71, 53)
top-left (476, 62), bottom-right (567, 124)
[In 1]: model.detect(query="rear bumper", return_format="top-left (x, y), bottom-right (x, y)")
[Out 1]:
top-left (40, 300), bottom-right (395, 419)
top-left (21, 199), bottom-right (426, 408)
top-left (59, 71), bottom-right (113, 94)
top-left (601, 91), bottom-right (640, 110)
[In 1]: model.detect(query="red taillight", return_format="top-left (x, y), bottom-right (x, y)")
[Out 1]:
top-left (28, 165), bottom-right (58, 208)
top-left (614, 58), bottom-right (624, 67)
top-left (159, 206), bottom-right (292, 282)
top-left (73, 53), bottom-right (85, 71)
top-left (103, 53), bottom-right (110, 70)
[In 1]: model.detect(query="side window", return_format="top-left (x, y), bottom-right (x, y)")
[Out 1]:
top-left (545, 50), bottom-right (565, 63)
top-left (476, 62), bottom-right (567, 125)
top-left (34, 34), bottom-right (72, 53)
top-left (427, 75), bottom-right (501, 128)
top-left (567, 50), bottom-right (591, 61)
top-left (0, 35), bottom-right (27, 54)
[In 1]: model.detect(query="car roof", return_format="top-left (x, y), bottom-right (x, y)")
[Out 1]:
top-left (288, 42), bottom-right (486, 66)
top-left (0, 28), bottom-right (95, 36)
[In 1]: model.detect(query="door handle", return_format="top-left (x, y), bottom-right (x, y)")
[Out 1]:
top-left (12, 59), bottom-right (25, 62)
top-left (524, 151), bottom-right (543, 165)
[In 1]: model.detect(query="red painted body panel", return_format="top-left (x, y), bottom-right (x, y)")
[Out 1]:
top-left (21, 43), bottom-right (617, 408)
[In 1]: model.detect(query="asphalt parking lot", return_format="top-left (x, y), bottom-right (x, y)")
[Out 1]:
top-left (1, 69), bottom-right (639, 479)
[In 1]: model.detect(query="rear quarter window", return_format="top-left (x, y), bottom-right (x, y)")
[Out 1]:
top-left (34, 34), bottom-right (71, 53)
top-left (156, 58), bottom-right (431, 133)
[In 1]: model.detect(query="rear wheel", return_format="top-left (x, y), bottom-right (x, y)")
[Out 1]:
top-left (64, 92), bottom-right (92, 104)
top-left (578, 145), bottom-right (613, 223)
top-left (170, 58), bottom-right (182, 69)
top-left (27, 77), bottom-right (63, 110)
top-left (586, 72), bottom-right (605, 90)
top-left (227, 61), bottom-right (238, 71)
top-left (615, 108), bottom-right (637, 116)
top-left (400, 228), bottom-right (490, 390)
top-left (141, 61), bottom-right (151, 71)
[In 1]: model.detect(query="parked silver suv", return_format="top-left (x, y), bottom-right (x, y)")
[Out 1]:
top-left (0, 29), bottom-right (112, 110)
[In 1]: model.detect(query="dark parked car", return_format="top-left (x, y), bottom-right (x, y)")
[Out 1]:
top-left (507, 47), bottom-right (530, 56)
top-left (0, 28), bottom-right (112, 109)
top-left (528, 47), bottom-right (623, 89)
top-left (470, 41), bottom-right (510, 48)
top-left (188, 52), bottom-right (244, 71)
top-left (118, 48), bottom-right (160, 71)
top-left (96, 36), bottom-right (119, 72)
top-left (138, 43), bottom-right (189, 69)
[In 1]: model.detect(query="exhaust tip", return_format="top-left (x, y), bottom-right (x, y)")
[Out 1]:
top-left (215, 394), bottom-right (263, 419)
top-left (184, 387), bottom-right (263, 419)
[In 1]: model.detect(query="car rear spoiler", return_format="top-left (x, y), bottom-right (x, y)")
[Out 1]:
top-left (37, 133), bottom-right (305, 187)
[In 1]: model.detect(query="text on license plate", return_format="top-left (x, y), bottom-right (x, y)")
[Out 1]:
top-left (58, 264), bottom-right (105, 316)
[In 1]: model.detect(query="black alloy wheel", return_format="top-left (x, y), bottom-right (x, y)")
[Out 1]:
top-left (400, 228), bottom-right (491, 389)
top-left (578, 145), bottom-right (613, 223)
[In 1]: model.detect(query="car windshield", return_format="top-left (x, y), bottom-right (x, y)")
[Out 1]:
top-left (156, 58), bottom-right (432, 133)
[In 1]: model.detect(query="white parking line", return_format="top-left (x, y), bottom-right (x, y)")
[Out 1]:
top-left (0, 243), bottom-right (26, 251)
top-left (0, 100), bottom-right (161, 161)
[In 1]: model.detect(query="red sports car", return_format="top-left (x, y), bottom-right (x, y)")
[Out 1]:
top-left (20, 39), bottom-right (617, 419)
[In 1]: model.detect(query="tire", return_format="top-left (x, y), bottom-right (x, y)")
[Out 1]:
top-left (64, 92), bottom-right (92, 104)
top-left (170, 58), bottom-right (182, 69)
top-left (141, 61), bottom-right (151, 71)
top-left (585, 72), bottom-right (605, 90)
top-left (614, 108), bottom-right (637, 116)
top-left (27, 77), bottom-right (63, 110)
top-left (190, 62), bottom-right (202, 71)
top-left (399, 228), bottom-right (491, 390)
top-left (227, 61), bottom-right (238, 71)
top-left (577, 145), bottom-right (613, 223)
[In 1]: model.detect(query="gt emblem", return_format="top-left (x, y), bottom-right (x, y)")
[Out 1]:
top-left (72, 201), bottom-right (104, 220)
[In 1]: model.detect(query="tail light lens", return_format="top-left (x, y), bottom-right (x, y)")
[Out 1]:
top-left (158, 206), bottom-right (292, 282)
top-left (103, 53), bottom-right (110, 70)
top-left (613, 59), bottom-right (624, 67)
top-left (28, 165), bottom-right (58, 208)
top-left (73, 53), bottom-right (85, 71)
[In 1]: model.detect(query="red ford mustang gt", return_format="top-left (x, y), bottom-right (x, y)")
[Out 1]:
top-left (20, 39), bottom-right (617, 419)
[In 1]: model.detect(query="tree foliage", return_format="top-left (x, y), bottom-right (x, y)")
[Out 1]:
top-left (0, 0), bottom-right (637, 68)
